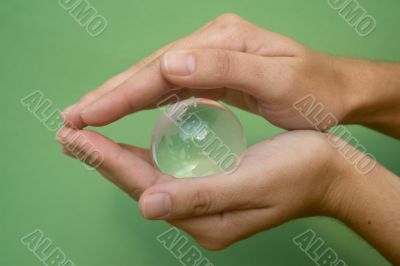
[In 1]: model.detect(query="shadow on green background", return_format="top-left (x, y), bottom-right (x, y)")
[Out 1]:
top-left (1, 0), bottom-right (399, 265)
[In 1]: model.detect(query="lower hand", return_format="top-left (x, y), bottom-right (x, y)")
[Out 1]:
top-left (57, 129), bottom-right (352, 250)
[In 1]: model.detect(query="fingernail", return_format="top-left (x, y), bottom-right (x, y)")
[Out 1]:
top-left (61, 104), bottom-right (76, 125)
top-left (163, 52), bottom-right (196, 76)
top-left (142, 193), bottom-right (171, 219)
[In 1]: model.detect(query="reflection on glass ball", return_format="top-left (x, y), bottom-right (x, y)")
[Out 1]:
top-left (151, 97), bottom-right (246, 178)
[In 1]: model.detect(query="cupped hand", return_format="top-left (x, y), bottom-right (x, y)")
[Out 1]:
top-left (57, 128), bottom-right (351, 250)
top-left (62, 13), bottom-right (357, 131)
top-left (56, 13), bottom-right (400, 262)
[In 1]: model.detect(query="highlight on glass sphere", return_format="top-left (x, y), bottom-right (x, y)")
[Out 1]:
top-left (151, 97), bottom-right (247, 178)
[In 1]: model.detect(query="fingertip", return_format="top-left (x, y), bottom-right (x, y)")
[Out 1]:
top-left (62, 103), bottom-right (88, 129)
top-left (63, 104), bottom-right (76, 115)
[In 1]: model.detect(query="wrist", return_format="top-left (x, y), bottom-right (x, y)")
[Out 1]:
top-left (316, 134), bottom-right (361, 220)
top-left (313, 134), bottom-right (400, 263)
top-left (329, 56), bottom-right (374, 125)
top-left (337, 57), bottom-right (400, 137)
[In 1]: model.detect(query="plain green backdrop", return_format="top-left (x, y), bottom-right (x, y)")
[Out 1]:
top-left (1, 0), bottom-right (399, 265)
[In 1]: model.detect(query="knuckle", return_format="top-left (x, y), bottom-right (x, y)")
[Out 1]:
top-left (190, 187), bottom-right (212, 215)
top-left (212, 50), bottom-right (235, 79)
top-left (221, 30), bottom-right (243, 49)
top-left (212, 14), bottom-right (247, 49)
top-left (216, 13), bottom-right (244, 25)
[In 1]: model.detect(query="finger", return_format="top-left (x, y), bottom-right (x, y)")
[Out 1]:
top-left (77, 14), bottom-right (301, 127)
top-left (118, 143), bottom-right (153, 163)
top-left (63, 18), bottom-right (216, 129)
top-left (63, 42), bottom-right (175, 128)
top-left (160, 49), bottom-right (290, 100)
top-left (62, 68), bottom-right (140, 129)
top-left (61, 145), bottom-right (74, 158)
top-left (80, 60), bottom-right (174, 126)
top-left (56, 127), bottom-right (162, 199)
top-left (77, 50), bottom-right (279, 127)
top-left (137, 160), bottom-right (267, 220)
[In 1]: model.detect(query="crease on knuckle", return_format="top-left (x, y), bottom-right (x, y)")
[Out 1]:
top-left (213, 50), bottom-right (234, 79)
top-left (191, 186), bottom-right (212, 216)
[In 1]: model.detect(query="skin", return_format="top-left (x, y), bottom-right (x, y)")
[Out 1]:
top-left (57, 14), bottom-right (400, 264)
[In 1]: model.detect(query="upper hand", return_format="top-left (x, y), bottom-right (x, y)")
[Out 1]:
top-left (62, 13), bottom-right (357, 131)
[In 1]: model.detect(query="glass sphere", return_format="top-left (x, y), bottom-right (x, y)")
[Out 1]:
top-left (151, 97), bottom-right (246, 178)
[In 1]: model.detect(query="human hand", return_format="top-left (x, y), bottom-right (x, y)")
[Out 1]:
top-left (57, 129), bottom-right (350, 250)
top-left (62, 13), bottom-right (363, 132)
top-left (57, 13), bottom-right (400, 262)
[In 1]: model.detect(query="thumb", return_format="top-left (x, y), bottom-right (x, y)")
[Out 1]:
top-left (160, 48), bottom-right (286, 97)
top-left (138, 174), bottom-right (260, 220)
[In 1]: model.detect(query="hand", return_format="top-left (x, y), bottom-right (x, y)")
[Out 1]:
top-left (57, 129), bottom-right (349, 249)
top-left (58, 13), bottom-right (400, 263)
top-left (57, 127), bottom-right (400, 263)
top-left (62, 13), bottom-right (360, 132)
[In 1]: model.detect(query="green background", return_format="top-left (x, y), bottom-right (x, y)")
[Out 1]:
top-left (1, 0), bottom-right (399, 265)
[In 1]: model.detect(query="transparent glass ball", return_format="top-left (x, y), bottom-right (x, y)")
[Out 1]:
top-left (151, 97), bottom-right (246, 178)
